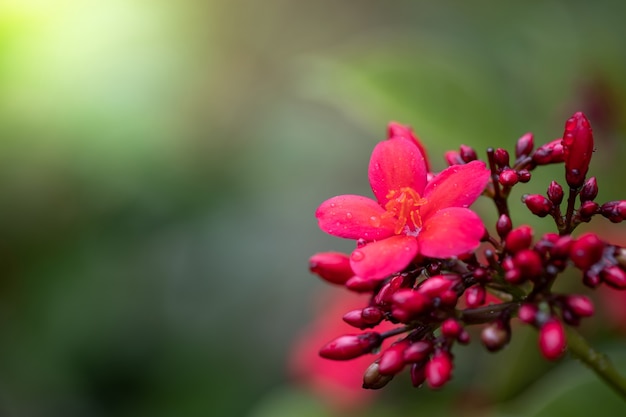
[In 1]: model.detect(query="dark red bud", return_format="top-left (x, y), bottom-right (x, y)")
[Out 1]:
top-left (601, 265), bottom-right (626, 289)
top-left (496, 214), bottom-right (513, 239)
top-left (410, 362), bottom-right (427, 387)
top-left (378, 341), bottom-right (409, 375)
top-left (342, 307), bottom-right (383, 329)
top-left (481, 321), bottom-right (511, 352)
top-left (514, 249), bottom-right (543, 280)
top-left (547, 181), bottom-right (564, 206)
top-left (564, 295), bottom-right (594, 317)
top-left (403, 341), bottom-right (433, 363)
top-left (417, 275), bottom-right (456, 298)
top-left (391, 290), bottom-right (432, 321)
top-left (441, 318), bottom-right (463, 338)
top-left (539, 319), bottom-right (566, 361)
top-left (600, 201), bottom-right (626, 223)
top-left (517, 169), bottom-right (532, 183)
top-left (445, 150), bottom-right (463, 166)
top-left (505, 225), bottom-right (534, 253)
top-left (532, 139), bottom-right (565, 165)
top-left (569, 233), bottom-right (604, 270)
top-left (498, 169), bottom-right (519, 186)
top-left (425, 352), bottom-right (453, 389)
top-left (580, 177), bottom-right (598, 202)
top-left (472, 267), bottom-right (489, 282)
top-left (550, 235), bottom-right (573, 259)
top-left (465, 285), bottom-right (486, 308)
top-left (579, 201), bottom-right (599, 219)
top-left (515, 132), bottom-right (534, 158)
top-left (562, 112), bottom-right (594, 188)
top-left (583, 269), bottom-right (602, 288)
top-left (309, 252), bottom-right (354, 285)
top-left (320, 332), bottom-right (382, 360)
top-left (523, 194), bottom-right (553, 217)
top-left (518, 303), bottom-right (538, 324)
top-left (459, 144), bottom-right (477, 162)
top-left (345, 276), bottom-right (379, 292)
top-left (361, 306), bottom-right (384, 323)
top-left (457, 329), bottom-right (471, 344)
top-left (363, 361), bottom-right (394, 389)
top-left (374, 275), bottom-right (405, 304)
top-left (494, 148), bottom-right (510, 167)
top-left (439, 289), bottom-right (459, 307)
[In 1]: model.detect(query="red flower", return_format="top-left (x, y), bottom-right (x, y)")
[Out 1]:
top-left (315, 136), bottom-right (490, 280)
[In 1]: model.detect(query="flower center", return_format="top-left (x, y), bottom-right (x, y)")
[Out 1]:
top-left (383, 187), bottom-right (428, 234)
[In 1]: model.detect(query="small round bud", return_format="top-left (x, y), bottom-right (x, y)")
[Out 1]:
top-left (319, 332), bottom-right (382, 360)
top-left (309, 252), bottom-right (354, 285)
top-left (496, 214), bottom-right (513, 239)
top-left (532, 139), bottom-right (565, 165)
top-left (518, 303), bottom-right (538, 324)
top-left (515, 132), bottom-right (534, 158)
top-left (601, 265), bottom-right (626, 289)
top-left (579, 201), bottom-right (599, 220)
top-left (441, 318), bottom-right (463, 338)
top-left (425, 352), bottom-right (453, 389)
top-left (517, 169), bottom-right (532, 183)
top-left (465, 285), bottom-right (486, 308)
top-left (549, 235), bottom-right (573, 259)
top-left (600, 200), bottom-right (626, 223)
top-left (564, 295), bottom-right (594, 317)
top-left (539, 319), bottom-right (566, 361)
top-left (481, 321), bottom-right (511, 352)
top-left (547, 181), bottom-right (564, 206)
top-left (505, 225), bottom-right (534, 253)
top-left (374, 275), bottom-right (405, 304)
top-left (378, 341), bottom-right (409, 375)
top-left (499, 169), bottom-right (519, 186)
top-left (523, 194), bottom-right (553, 217)
top-left (569, 233), bottom-right (604, 270)
top-left (418, 275), bottom-right (456, 298)
top-left (494, 148), bottom-right (510, 167)
top-left (514, 249), bottom-right (543, 280)
top-left (404, 340), bottom-right (433, 363)
top-left (391, 290), bottom-right (432, 321)
top-left (459, 144), bottom-right (477, 162)
top-left (580, 177), bottom-right (598, 202)
top-left (445, 150), bottom-right (463, 166)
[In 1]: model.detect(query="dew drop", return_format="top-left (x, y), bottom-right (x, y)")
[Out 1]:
top-left (346, 212), bottom-right (353, 219)
top-left (351, 250), bottom-right (365, 262)
top-left (357, 238), bottom-right (367, 247)
top-left (370, 216), bottom-right (381, 227)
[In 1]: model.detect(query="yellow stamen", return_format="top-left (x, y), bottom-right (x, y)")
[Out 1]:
top-left (383, 187), bottom-right (428, 234)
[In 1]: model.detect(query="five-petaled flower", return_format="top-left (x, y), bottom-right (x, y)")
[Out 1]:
top-left (316, 134), bottom-right (490, 281)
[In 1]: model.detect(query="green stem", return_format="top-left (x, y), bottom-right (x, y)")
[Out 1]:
top-left (566, 326), bottom-right (626, 401)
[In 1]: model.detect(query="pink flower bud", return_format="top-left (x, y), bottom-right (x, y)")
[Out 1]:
top-left (379, 341), bottom-right (409, 375)
top-left (517, 169), bottom-right (532, 183)
top-left (580, 177), bottom-right (598, 202)
top-left (465, 285), bottom-right (486, 308)
top-left (499, 169), bottom-right (519, 186)
top-left (579, 201), bottom-right (599, 219)
top-left (494, 148), bottom-right (510, 167)
top-left (309, 252), bottom-right (354, 285)
top-left (600, 201), bottom-right (626, 223)
top-left (441, 318), bottom-right (463, 338)
top-left (532, 139), bottom-right (565, 165)
top-left (518, 303), bottom-right (538, 324)
top-left (439, 289), bottom-right (459, 307)
top-left (404, 341), bottom-right (433, 363)
top-left (550, 235), bottom-right (573, 259)
top-left (445, 150), bottom-right (464, 166)
top-left (425, 352), bottom-right (453, 389)
top-left (345, 276), bottom-right (379, 292)
top-left (374, 275), bottom-right (405, 304)
top-left (523, 194), bottom-right (553, 217)
top-left (363, 361), bottom-right (394, 389)
top-left (391, 290), bottom-right (432, 321)
top-left (564, 295), bottom-right (594, 317)
top-left (547, 181), bottom-right (564, 206)
top-left (601, 265), bottom-right (626, 289)
top-left (417, 275), bottom-right (456, 298)
top-left (538, 319), bottom-right (566, 361)
top-left (562, 112), bottom-right (594, 188)
top-left (496, 214), bottom-right (512, 239)
top-left (410, 362), bottom-right (427, 387)
top-left (320, 332), bottom-right (382, 360)
top-left (515, 132), bottom-right (534, 158)
top-left (569, 233), bottom-right (604, 270)
top-left (342, 307), bottom-right (383, 329)
top-left (514, 249), bottom-right (543, 280)
top-left (481, 321), bottom-right (511, 352)
top-left (459, 144), bottom-right (477, 162)
top-left (505, 225), bottom-right (534, 253)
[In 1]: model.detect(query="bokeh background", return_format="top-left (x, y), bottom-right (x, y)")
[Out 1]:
top-left (1, 0), bottom-right (626, 416)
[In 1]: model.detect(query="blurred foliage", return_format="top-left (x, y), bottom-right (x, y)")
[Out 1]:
top-left (0, 0), bottom-right (625, 416)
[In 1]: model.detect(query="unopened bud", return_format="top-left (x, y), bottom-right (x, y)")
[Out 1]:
top-left (465, 285), bottom-right (486, 308)
top-left (539, 319), bottom-right (566, 361)
top-left (564, 295), bottom-right (594, 317)
top-left (345, 276), bottom-right (379, 292)
top-left (481, 321), bottom-right (511, 352)
top-left (518, 303), bottom-right (538, 324)
top-left (562, 112), bottom-right (594, 188)
top-left (601, 265), bottom-right (626, 289)
top-left (342, 307), bottom-right (383, 329)
top-left (499, 169), bottom-right (519, 186)
top-left (579, 201), bottom-right (599, 220)
top-left (494, 148), bottom-right (510, 168)
top-left (550, 235), bottom-right (573, 259)
top-left (523, 194), bottom-right (553, 217)
top-left (417, 275), bottom-right (456, 298)
top-left (425, 352), bottom-right (453, 389)
top-left (404, 341), bottom-right (433, 363)
top-left (363, 361), bottom-right (394, 389)
top-left (569, 233), bottom-right (604, 270)
top-left (374, 275), bottom-right (405, 304)
top-left (532, 139), bottom-right (565, 165)
top-left (580, 177), bottom-right (598, 202)
top-left (378, 341), bottom-right (409, 375)
top-left (514, 249), bottom-right (543, 280)
top-left (547, 181), bottom-right (564, 206)
top-left (391, 290), bottom-right (432, 321)
top-left (309, 252), bottom-right (354, 285)
top-left (496, 214), bottom-right (513, 239)
top-left (518, 169), bottom-right (531, 183)
top-left (505, 225), bottom-right (534, 253)
top-left (459, 144), bottom-right (477, 162)
top-left (441, 318), bottom-right (463, 338)
top-left (600, 200), bottom-right (626, 223)
top-left (410, 362), bottom-right (427, 387)
top-left (445, 150), bottom-right (463, 166)
top-left (515, 132), bottom-right (534, 158)
top-left (319, 332), bottom-right (382, 360)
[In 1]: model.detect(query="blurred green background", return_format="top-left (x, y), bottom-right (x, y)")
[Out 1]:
top-left (1, 0), bottom-right (626, 416)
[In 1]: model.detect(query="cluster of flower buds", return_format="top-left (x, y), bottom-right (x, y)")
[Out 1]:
top-left (309, 111), bottom-right (626, 392)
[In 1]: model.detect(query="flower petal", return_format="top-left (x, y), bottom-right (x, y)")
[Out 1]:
top-left (368, 139), bottom-right (428, 205)
top-left (316, 195), bottom-right (396, 240)
top-left (387, 121), bottom-right (431, 172)
top-left (421, 160), bottom-right (490, 219)
top-left (417, 207), bottom-right (484, 258)
top-left (350, 235), bottom-right (419, 280)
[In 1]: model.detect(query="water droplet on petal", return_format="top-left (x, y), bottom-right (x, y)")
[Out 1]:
top-left (369, 216), bottom-right (381, 227)
top-left (357, 238), bottom-right (367, 247)
top-left (351, 250), bottom-right (365, 262)
top-left (330, 203), bottom-right (336, 208)
top-left (346, 212), bottom-right (353, 219)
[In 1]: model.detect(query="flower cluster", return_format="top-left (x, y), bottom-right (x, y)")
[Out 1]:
top-left (308, 112), bottom-right (626, 391)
